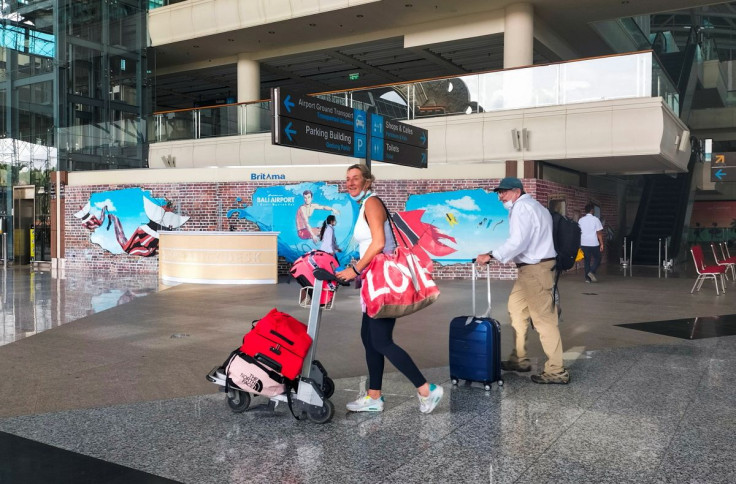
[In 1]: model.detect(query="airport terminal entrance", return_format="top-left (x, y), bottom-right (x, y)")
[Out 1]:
top-left (13, 186), bottom-right (35, 265)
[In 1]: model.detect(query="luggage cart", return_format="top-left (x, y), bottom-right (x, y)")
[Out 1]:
top-left (206, 268), bottom-right (339, 424)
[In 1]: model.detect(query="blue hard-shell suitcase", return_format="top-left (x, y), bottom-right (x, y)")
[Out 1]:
top-left (449, 262), bottom-right (503, 390)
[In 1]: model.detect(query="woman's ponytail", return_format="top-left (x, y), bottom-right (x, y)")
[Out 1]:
top-left (319, 215), bottom-right (336, 241)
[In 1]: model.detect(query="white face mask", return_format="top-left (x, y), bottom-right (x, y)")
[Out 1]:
top-left (502, 200), bottom-right (514, 210)
top-left (351, 189), bottom-right (371, 202)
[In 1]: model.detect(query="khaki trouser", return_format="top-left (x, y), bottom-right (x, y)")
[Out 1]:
top-left (507, 259), bottom-right (564, 374)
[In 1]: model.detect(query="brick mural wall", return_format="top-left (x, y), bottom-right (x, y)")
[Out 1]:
top-left (64, 178), bottom-right (619, 280)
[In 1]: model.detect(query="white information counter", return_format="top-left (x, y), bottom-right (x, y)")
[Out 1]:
top-left (158, 231), bottom-right (279, 284)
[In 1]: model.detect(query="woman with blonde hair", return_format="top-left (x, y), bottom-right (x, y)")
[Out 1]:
top-left (336, 164), bottom-right (443, 414)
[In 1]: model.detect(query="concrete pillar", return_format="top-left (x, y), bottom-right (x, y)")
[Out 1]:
top-left (503, 3), bottom-right (534, 69)
top-left (237, 56), bottom-right (261, 133)
top-left (50, 171), bottom-right (68, 273)
top-left (237, 55), bottom-right (260, 102)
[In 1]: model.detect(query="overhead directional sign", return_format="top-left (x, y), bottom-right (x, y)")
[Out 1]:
top-left (272, 88), bottom-right (428, 168)
top-left (370, 137), bottom-right (428, 167)
top-left (272, 88), bottom-right (367, 158)
top-left (370, 113), bottom-right (428, 149)
top-left (711, 167), bottom-right (736, 182)
top-left (369, 113), bottom-right (428, 168)
top-left (274, 116), bottom-right (367, 158)
top-left (711, 152), bottom-right (736, 182)
top-left (274, 90), bottom-right (367, 135)
top-left (713, 152), bottom-right (736, 165)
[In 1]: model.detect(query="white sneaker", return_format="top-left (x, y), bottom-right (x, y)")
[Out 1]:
top-left (418, 384), bottom-right (444, 414)
top-left (587, 272), bottom-right (598, 283)
top-left (346, 395), bottom-right (384, 412)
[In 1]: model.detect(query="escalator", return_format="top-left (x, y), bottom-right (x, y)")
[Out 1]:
top-left (654, 29), bottom-right (699, 120)
top-left (629, 148), bottom-right (698, 265)
top-left (628, 28), bottom-right (701, 265)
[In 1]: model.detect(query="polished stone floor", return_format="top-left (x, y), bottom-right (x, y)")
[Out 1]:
top-left (0, 266), bottom-right (160, 347)
top-left (1, 263), bottom-right (736, 483)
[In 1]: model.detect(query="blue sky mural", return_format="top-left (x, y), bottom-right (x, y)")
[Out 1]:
top-left (228, 182), bottom-right (359, 265)
top-left (405, 188), bottom-right (509, 264)
top-left (74, 187), bottom-right (189, 256)
top-left (231, 185), bottom-right (508, 266)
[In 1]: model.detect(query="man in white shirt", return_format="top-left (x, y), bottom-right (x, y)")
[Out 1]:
top-left (476, 177), bottom-right (569, 384)
top-left (578, 202), bottom-right (604, 283)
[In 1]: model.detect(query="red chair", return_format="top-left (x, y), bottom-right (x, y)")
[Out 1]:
top-left (691, 245), bottom-right (726, 295)
top-left (711, 243), bottom-right (736, 280)
top-left (718, 242), bottom-right (736, 262)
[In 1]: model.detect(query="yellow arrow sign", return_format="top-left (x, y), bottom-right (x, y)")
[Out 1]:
top-left (715, 154), bottom-right (725, 164)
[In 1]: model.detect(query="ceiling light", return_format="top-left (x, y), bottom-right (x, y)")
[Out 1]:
top-left (309, 23), bottom-right (316, 27)
top-left (405, 3), bottom-right (413, 6)
top-left (268, 30), bottom-right (275, 34)
top-left (227, 38), bottom-right (235, 42)
top-left (192, 45), bottom-right (199, 48)
top-left (356, 14), bottom-right (364, 18)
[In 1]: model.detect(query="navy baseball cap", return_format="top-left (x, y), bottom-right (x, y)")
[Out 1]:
top-left (494, 177), bottom-right (524, 192)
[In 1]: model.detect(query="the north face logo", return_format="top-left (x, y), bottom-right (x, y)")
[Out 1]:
top-left (239, 372), bottom-right (263, 393)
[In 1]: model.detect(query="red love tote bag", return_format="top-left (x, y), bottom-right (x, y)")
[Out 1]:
top-left (361, 199), bottom-right (440, 319)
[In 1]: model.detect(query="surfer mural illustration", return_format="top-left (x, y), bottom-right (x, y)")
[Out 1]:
top-left (74, 187), bottom-right (189, 257)
top-left (296, 189), bottom-right (340, 244)
top-left (226, 181), bottom-right (458, 266)
top-left (227, 182), bottom-right (355, 264)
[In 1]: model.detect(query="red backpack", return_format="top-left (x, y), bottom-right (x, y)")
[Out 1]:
top-left (240, 308), bottom-right (312, 380)
top-left (289, 250), bottom-right (339, 305)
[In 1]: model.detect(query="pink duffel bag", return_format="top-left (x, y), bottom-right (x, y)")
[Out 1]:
top-left (226, 351), bottom-right (287, 397)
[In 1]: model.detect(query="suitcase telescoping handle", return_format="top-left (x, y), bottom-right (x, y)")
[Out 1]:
top-left (470, 258), bottom-right (492, 319)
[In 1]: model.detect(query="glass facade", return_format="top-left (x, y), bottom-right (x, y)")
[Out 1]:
top-left (0, 0), bottom-right (149, 262)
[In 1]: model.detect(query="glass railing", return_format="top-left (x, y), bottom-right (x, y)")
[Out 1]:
top-left (618, 17), bottom-right (653, 52)
top-left (650, 32), bottom-right (680, 55)
top-left (701, 36), bottom-right (720, 62)
top-left (149, 51), bottom-right (679, 143)
top-left (148, 0), bottom-right (188, 10)
top-left (148, 102), bottom-right (271, 142)
top-left (57, 120), bottom-right (145, 163)
top-left (651, 55), bottom-right (680, 114)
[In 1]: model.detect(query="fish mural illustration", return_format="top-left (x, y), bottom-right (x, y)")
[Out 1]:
top-left (391, 209), bottom-right (457, 262)
top-left (445, 212), bottom-right (459, 227)
top-left (405, 189), bottom-right (509, 264)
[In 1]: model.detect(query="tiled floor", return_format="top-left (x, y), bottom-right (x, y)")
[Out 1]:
top-left (0, 266), bottom-right (160, 347)
top-left (617, 314), bottom-right (736, 339)
top-left (1, 263), bottom-right (736, 483)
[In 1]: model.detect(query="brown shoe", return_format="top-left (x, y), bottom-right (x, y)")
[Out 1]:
top-left (531, 369), bottom-right (570, 384)
top-left (501, 359), bottom-right (532, 372)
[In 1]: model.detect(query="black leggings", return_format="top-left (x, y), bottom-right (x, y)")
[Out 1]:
top-left (361, 312), bottom-right (426, 390)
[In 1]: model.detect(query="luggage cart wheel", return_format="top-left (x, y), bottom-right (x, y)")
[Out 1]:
top-left (497, 380), bottom-right (504, 387)
top-left (227, 390), bottom-right (251, 413)
top-left (322, 377), bottom-right (335, 399)
top-left (451, 378), bottom-right (459, 386)
top-left (484, 384), bottom-right (492, 391)
top-left (307, 399), bottom-right (335, 424)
